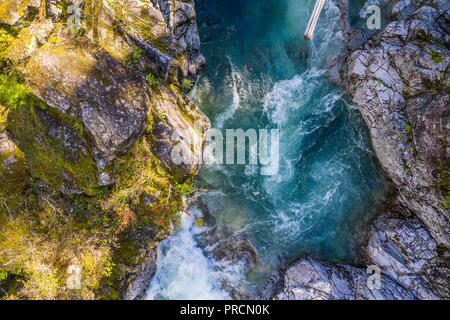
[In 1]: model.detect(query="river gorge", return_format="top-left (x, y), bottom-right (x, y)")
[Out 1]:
top-left (146, 0), bottom-right (389, 299)
top-left (0, 0), bottom-right (448, 300)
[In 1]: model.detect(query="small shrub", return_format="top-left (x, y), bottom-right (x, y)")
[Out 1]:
top-left (0, 74), bottom-right (34, 109)
top-left (182, 79), bottom-right (194, 91)
top-left (123, 47), bottom-right (143, 71)
top-left (146, 73), bottom-right (157, 87)
top-left (145, 122), bottom-right (153, 134)
top-left (0, 269), bottom-right (7, 281)
top-left (132, 47), bottom-right (143, 63)
top-left (443, 193), bottom-right (450, 209)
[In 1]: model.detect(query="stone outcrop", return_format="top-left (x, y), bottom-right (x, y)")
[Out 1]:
top-left (271, 0), bottom-right (449, 300)
top-left (0, 0), bottom-right (209, 299)
top-left (86, 0), bottom-right (206, 83)
top-left (340, 0), bottom-right (449, 247)
top-left (271, 213), bottom-right (449, 300)
top-left (0, 0), bottom-right (40, 25)
top-left (3, 0), bottom-right (210, 191)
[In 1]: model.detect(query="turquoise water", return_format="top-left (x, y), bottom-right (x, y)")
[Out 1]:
top-left (147, 0), bottom-right (387, 299)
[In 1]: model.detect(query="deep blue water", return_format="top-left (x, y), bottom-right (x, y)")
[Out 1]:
top-left (147, 0), bottom-right (387, 299)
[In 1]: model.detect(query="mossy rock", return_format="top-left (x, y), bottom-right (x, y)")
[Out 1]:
top-left (22, 26), bottom-right (150, 162)
top-left (0, 131), bottom-right (28, 195)
top-left (6, 20), bottom-right (55, 66)
top-left (6, 102), bottom-right (99, 195)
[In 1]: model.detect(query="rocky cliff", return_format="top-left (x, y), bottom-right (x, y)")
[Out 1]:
top-left (0, 0), bottom-right (209, 299)
top-left (270, 0), bottom-right (449, 300)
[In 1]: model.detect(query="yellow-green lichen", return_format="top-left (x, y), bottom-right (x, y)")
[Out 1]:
top-left (0, 75), bottom-right (99, 195)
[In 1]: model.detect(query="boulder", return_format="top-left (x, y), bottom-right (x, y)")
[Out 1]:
top-left (272, 215), bottom-right (448, 300)
top-left (24, 27), bottom-right (150, 162)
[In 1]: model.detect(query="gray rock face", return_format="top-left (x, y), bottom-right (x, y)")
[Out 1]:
top-left (94, 0), bottom-right (205, 83)
top-left (366, 216), bottom-right (449, 298)
top-left (122, 228), bottom-right (167, 300)
top-left (7, 19), bottom-right (55, 64)
top-left (273, 215), bottom-right (448, 300)
top-left (339, 0), bottom-right (449, 247)
top-left (122, 246), bottom-right (158, 300)
top-left (151, 85), bottom-right (210, 177)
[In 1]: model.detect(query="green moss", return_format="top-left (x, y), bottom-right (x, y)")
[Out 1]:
top-left (169, 83), bottom-right (179, 93)
top-left (415, 28), bottom-right (437, 44)
top-left (149, 36), bottom-right (174, 55)
top-left (427, 48), bottom-right (444, 64)
top-left (443, 193), bottom-right (450, 210)
top-left (437, 171), bottom-right (449, 209)
top-left (0, 74), bottom-right (33, 108)
top-left (1, 75), bottom-right (99, 194)
top-left (424, 74), bottom-right (448, 95)
top-left (403, 123), bottom-right (412, 137)
top-left (0, 27), bottom-right (15, 59)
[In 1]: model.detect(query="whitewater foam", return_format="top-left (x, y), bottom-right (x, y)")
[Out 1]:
top-left (146, 210), bottom-right (231, 300)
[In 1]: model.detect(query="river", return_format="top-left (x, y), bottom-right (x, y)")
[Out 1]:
top-left (146, 0), bottom-right (387, 300)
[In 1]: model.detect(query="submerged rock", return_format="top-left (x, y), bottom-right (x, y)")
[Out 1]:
top-left (194, 197), bottom-right (262, 299)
